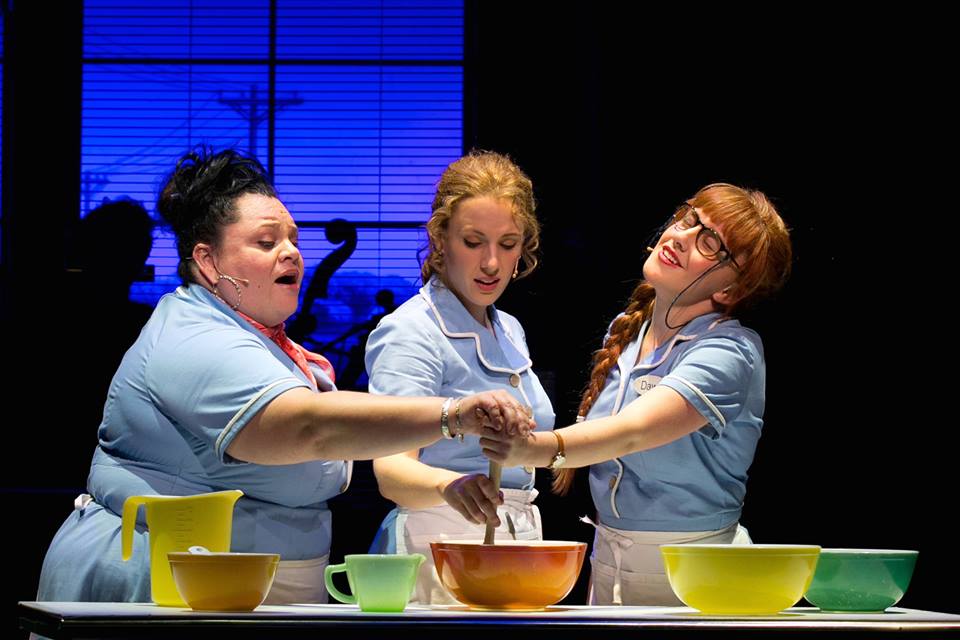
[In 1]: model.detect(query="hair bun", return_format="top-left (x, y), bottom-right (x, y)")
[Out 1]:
top-left (156, 147), bottom-right (276, 282)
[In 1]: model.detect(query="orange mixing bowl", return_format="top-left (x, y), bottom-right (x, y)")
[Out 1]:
top-left (430, 540), bottom-right (587, 610)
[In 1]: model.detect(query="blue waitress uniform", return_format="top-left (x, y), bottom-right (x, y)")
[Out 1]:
top-left (365, 276), bottom-right (555, 603)
top-left (585, 313), bottom-right (761, 605)
top-left (36, 284), bottom-right (350, 605)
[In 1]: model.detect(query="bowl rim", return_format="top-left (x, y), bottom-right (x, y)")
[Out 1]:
top-left (660, 544), bottom-right (821, 553)
top-left (168, 552), bottom-right (280, 561)
top-left (817, 548), bottom-right (919, 556)
top-left (429, 540), bottom-right (587, 550)
top-left (342, 553), bottom-right (424, 560)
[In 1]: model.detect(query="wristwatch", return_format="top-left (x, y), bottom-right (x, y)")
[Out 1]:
top-left (547, 430), bottom-right (566, 470)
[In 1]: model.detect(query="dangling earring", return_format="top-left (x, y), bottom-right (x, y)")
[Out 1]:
top-left (215, 273), bottom-right (245, 310)
top-left (512, 262), bottom-right (519, 279)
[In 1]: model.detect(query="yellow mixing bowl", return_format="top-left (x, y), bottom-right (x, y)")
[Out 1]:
top-left (660, 544), bottom-right (821, 615)
top-left (168, 552), bottom-right (280, 611)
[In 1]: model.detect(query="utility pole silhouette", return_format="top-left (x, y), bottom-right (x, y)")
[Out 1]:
top-left (218, 84), bottom-right (304, 160)
top-left (81, 172), bottom-right (111, 216)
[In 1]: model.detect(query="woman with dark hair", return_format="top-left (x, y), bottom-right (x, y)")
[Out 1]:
top-left (365, 151), bottom-right (555, 603)
top-left (36, 148), bottom-right (532, 605)
top-left (484, 183), bottom-right (792, 605)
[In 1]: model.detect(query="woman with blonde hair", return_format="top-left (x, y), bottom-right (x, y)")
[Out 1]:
top-left (484, 183), bottom-right (792, 605)
top-left (36, 148), bottom-right (532, 605)
top-left (366, 150), bottom-right (555, 603)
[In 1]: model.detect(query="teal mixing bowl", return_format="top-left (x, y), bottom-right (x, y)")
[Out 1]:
top-left (804, 549), bottom-right (918, 612)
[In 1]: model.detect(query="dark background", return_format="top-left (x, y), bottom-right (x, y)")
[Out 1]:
top-left (2, 3), bottom-right (953, 637)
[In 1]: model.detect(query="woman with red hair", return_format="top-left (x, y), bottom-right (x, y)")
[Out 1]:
top-left (485, 183), bottom-right (793, 605)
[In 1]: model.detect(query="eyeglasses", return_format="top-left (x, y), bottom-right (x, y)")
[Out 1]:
top-left (672, 204), bottom-right (740, 270)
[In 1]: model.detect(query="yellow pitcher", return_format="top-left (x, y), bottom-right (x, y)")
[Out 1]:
top-left (121, 489), bottom-right (243, 606)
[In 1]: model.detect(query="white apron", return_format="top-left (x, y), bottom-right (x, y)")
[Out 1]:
top-left (263, 554), bottom-right (329, 604)
top-left (588, 519), bottom-right (752, 606)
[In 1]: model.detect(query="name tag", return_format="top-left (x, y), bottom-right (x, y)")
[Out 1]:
top-left (633, 375), bottom-right (662, 396)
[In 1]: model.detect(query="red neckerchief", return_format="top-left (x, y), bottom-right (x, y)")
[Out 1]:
top-left (237, 311), bottom-right (336, 385)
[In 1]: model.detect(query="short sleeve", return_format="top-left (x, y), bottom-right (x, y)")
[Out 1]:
top-left (146, 326), bottom-right (309, 464)
top-left (657, 335), bottom-right (760, 440)
top-left (365, 314), bottom-right (444, 397)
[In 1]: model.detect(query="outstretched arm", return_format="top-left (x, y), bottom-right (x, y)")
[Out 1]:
top-left (228, 388), bottom-right (533, 465)
top-left (484, 385), bottom-right (706, 468)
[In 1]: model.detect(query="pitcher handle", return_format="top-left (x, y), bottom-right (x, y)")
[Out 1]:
top-left (121, 495), bottom-right (148, 561)
top-left (324, 563), bottom-right (356, 604)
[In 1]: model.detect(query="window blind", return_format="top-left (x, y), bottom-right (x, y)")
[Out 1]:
top-left (82, 0), bottom-right (463, 385)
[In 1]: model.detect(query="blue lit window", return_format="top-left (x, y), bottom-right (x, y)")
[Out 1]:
top-left (82, 0), bottom-right (463, 387)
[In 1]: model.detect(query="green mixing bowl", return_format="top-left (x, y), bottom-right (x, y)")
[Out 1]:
top-left (804, 549), bottom-right (918, 612)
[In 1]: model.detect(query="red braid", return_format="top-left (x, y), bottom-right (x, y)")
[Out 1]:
top-left (551, 282), bottom-right (656, 495)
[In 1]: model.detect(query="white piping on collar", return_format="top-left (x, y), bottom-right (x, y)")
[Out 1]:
top-left (631, 315), bottom-right (731, 373)
top-left (419, 287), bottom-right (532, 375)
top-left (633, 332), bottom-right (684, 372)
top-left (706, 317), bottom-right (726, 331)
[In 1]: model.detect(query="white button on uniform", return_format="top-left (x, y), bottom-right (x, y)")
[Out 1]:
top-left (509, 373), bottom-right (521, 387)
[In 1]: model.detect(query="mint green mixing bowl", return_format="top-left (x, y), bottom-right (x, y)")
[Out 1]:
top-left (804, 549), bottom-right (918, 612)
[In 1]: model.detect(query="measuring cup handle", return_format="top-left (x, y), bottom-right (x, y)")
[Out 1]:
top-left (121, 495), bottom-right (148, 561)
top-left (324, 563), bottom-right (356, 604)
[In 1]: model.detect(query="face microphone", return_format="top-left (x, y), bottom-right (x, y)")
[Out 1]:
top-left (219, 273), bottom-right (250, 286)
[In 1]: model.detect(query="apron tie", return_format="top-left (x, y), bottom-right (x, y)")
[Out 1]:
top-left (581, 515), bottom-right (636, 605)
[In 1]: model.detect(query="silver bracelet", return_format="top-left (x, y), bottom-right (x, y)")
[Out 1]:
top-left (453, 398), bottom-right (464, 442)
top-left (440, 397), bottom-right (455, 439)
